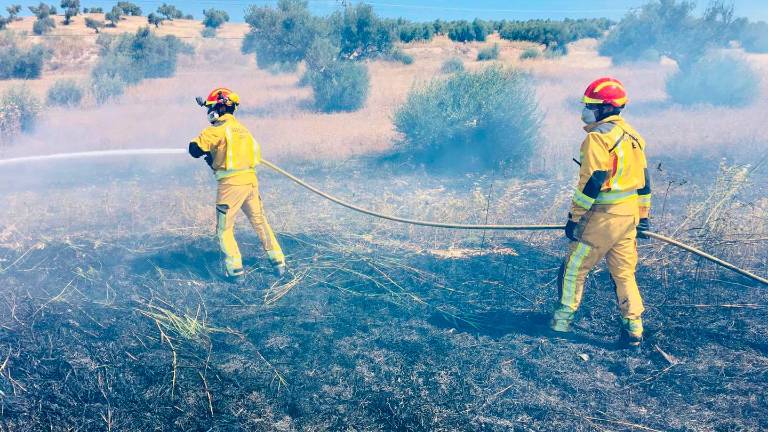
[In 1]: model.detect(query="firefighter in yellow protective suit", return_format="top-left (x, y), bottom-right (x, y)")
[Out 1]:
top-left (551, 77), bottom-right (652, 347)
top-left (188, 88), bottom-right (286, 282)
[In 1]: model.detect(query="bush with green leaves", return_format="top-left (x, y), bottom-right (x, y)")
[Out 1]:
top-left (1, 86), bottom-right (42, 133)
top-left (392, 66), bottom-right (540, 172)
top-left (519, 47), bottom-right (541, 60)
top-left (242, 0), bottom-right (325, 70)
top-left (61, 0), bottom-right (80, 25)
top-left (29, 3), bottom-right (57, 35)
top-left (739, 21), bottom-right (768, 53)
top-left (202, 8), bottom-right (228, 29)
top-left (0, 32), bottom-right (47, 79)
top-left (666, 52), bottom-right (759, 107)
top-left (147, 12), bottom-right (164, 27)
top-left (83, 7), bottom-right (103, 13)
top-left (156, 3), bottom-right (182, 20)
top-left (301, 39), bottom-right (369, 112)
top-left (440, 57), bottom-right (464, 73)
top-left (117, 1), bottom-right (141, 16)
top-left (29, 3), bottom-right (56, 18)
top-left (477, 43), bottom-right (499, 61)
top-left (91, 74), bottom-right (125, 104)
top-left (599, 0), bottom-right (742, 68)
top-left (32, 17), bottom-right (55, 35)
top-left (499, 18), bottom-right (611, 55)
top-left (447, 19), bottom-right (488, 42)
top-left (201, 27), bottom-right (216, 38)
top-left (396, 22), bottom-right (435, 43)
top-left (6, 5), bottom-right (22, 21)
top-left (330, 3), bottom-right (394, 59)
top-left (390, 48), bottom-right (413, 65)
top-left (90, 27), bottom-right (192, 103)
top-left (306, 61), bottom-right (369, 112)
top-left (46, 79), bottom-right (83, 106)
top-left (84, 17), bottom-right (103, 33)
top-left (105, 6), bottom-right (122, 26)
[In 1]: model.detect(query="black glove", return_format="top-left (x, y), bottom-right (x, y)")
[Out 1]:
top-left (637, 218), bottom-right (650, 239)
top-left (565, 215), bottom-right (578, 242)
top-left (204, 152), bottom-right (213, 168)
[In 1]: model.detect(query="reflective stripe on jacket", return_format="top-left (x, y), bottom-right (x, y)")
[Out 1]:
top-left (570, 115), bottom-right (652, 221)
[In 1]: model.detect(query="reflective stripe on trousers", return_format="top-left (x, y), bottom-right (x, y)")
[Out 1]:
top-left (216, 182), bottom-right (285, 274)
top-left (557, 209), bottom-right (644, 320)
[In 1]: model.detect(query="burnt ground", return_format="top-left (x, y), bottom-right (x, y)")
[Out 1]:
top-left (0, 230), bottom-right (766, 431)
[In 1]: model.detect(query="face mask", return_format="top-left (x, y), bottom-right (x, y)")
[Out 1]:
top-left (207, 110), bottom-right (219, 123)
top-left (581, 106), bottom-right (597, 124)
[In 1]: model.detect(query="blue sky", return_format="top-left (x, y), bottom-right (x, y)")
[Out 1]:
top-left (3, 0), bottom-right (767, 22)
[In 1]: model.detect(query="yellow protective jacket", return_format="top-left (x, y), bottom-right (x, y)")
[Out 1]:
top-left (570, 115), bottom-right (651, 222)
top-left (189, 114), bottom-right (262, 185)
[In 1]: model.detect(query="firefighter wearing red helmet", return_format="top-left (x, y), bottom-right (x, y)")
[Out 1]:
top-left (551, 77), bottom-right (652, 347)
top-left (188, 88), bottom-right (286, 282)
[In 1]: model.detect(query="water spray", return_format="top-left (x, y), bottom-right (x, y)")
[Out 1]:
top-left (1, 149), bottom-right (765, 286)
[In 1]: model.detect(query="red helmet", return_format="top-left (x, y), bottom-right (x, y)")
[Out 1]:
top-left (582, 77), bottom-right (628, 107)
top-left (204, 87), bottom-right (240, 107)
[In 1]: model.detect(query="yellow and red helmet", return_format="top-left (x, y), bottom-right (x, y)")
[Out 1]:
top-left (582, 77), bottom-right (628, 107)
top-left (204, 87), bottom-right (240, 107)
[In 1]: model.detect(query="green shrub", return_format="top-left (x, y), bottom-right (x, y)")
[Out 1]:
top-left (598, 0), bottom-right (742, 67)
top-left (202, 8), bottom-right (228, 29)
top-left (61, 0), bottom-right (80, 25)
top-left (91, 74), bottom-right (125, 104)
top-left (740, 21), bottom-right (768, 53)
top-left (499, 18), bottom-right (611, 55)
top-left (242, 0), bottom-right (325, 71)
top-left (84, 17), bottom-right (104, 33)
top-left (32, 17), bottom-right (55, 34)
top-left (116, 1), bottom-right (141, 16)
top-left (6, 5), bottom-right (22, 21)
top-left (447, 20), bottom-right (486, 42)
top-left (28, 3), bottom-right (56, 18)
top-left (519, 47), bottom-right (540, 60)
top-left (156, 3), bottom-right (182, 20)
top-left (92, 27), bottom-right (192, 85)
top-left (397, 22), bottom-right (435, 43)
top-left (0, 102), bottom-right (21, 146)
top-left (392, 66), bottom-right (540, 172)
top-left (147, 13), bottom-right (164, 27)
top-left (0, 33), bottom-right (47, 79)
top-left (105, 5), bottom-right (122, 26)
top-left (477, 43), bottom-right (499, 61)
top-left (201, 27), bottom-right (216, 38)
top-left (440, 57), bottom-right (464, 73)
top-left (85, 7), bottom-right (103, 13)
top-left (46, 79), bottom-right (83, 106)
top-left (1, 86), bottom-right (42, 132)
top-left (331, 3), bottom-right (394, 59)
top-left (666, 52), bottom-right (759, 107)
top-left (303, 40), bottom-right (369, 113)
top-left (390, 49), bottom-right (413, 65)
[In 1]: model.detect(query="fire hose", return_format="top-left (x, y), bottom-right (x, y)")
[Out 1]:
top-left (0, 149), bottom-right (765, 286)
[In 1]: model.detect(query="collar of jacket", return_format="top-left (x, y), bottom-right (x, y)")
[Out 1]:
top-left (583, 114), bottom-right (623, 132)
top-left (213, 113), bottom-right (235, 126)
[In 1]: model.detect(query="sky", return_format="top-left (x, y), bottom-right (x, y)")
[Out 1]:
top-left (2, 0), bottom-right (768, 22)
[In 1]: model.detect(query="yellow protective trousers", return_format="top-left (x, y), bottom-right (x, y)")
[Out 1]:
top-left (558, 206), bottom-right (644, 320)
top-left (215, 182), bottom-right (285, 274)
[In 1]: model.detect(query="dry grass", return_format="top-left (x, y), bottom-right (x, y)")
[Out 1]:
top-left (1, 28), bottom-right (766, 169)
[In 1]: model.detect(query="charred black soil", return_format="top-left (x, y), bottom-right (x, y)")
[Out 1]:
top-left (1, 230), bottom-right (766, 431)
